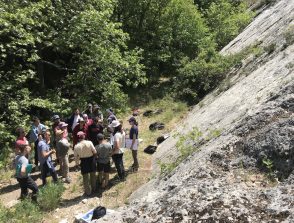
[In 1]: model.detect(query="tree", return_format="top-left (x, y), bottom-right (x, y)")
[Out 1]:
top-left (0, 0), bottom-right (146, 157)
top-left (204, 0), bottom-right (253, 49)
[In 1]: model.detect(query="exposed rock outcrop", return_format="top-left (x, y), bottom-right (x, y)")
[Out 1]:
top-left (97, 1), bottom-right (294, 222)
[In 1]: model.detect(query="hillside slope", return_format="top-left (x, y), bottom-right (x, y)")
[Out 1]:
top-left (102, 1), bottom-right (294, 222)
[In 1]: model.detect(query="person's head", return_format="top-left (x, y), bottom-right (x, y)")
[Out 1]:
top-left (93, 116), bottom-right (100, 124)
top-left (74, 108), bottom-right (80, 115)
top-left (32, 116), bottom-right (40, 126)
top-left (44, 129), bottom-right (51, 142)
top-left (58, 122), bottom-right (68, 132)
top-left (78, 117), bottom-right (85, 127)
top-left (128, 117), bottom-right (137, 126)
top-left (106, 108), bottom-right (113, 115)
top-left (109, 120), bottom-right (121, 134)
top-left (19, 145), bottom-right (31, 155)
top-left (93, 104), bottom-right (100, 111)
top-left (16, 127), bottom-right (25, 138)
top-left (77, 131), bottom-right (85, 141)
top-left (52, 115), bottom-right (60, 124)
top-left (97, 133), bottom-right (104, 143)
top-left (56, 129), bottom-right (64, 140)
top-left (83, 114), bottom-right (89, 122)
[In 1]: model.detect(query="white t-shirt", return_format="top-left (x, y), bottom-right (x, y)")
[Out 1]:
top-left (113, 132), bottom-right (124, 154)
top-left (72, 114), bottom-right (80, 131)
top-left (121, 130), bottom-right (126, 148)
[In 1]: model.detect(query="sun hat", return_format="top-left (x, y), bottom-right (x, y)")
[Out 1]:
top-left (59, 122), bottom-right (68, 128)
top-left (77, 131), bottom-right (86, 138)
top-left (52, 115), bottom-right (60, 120)
top-left (108, 120), bottom-right (120, 128)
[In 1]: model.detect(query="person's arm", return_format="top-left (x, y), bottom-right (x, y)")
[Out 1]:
top-left (90, 142), bottom-right (97, 157)
top-left (130, 128), bottom-right (137, 149)
top-left (20, 164), bottom-right (27, 177)
top-left (112, 135), bottom-right (120, 154)
top-left (74, 146), bottom-right (80, 166)
top-left (41, 144), bottom-right (55, 159)
top-left (130, 134), bottom-right (136, 149)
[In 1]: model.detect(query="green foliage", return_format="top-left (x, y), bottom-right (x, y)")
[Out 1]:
top-left (173, 51), bottom-right (233, 103)
top-left (283, 24), bottom-right (294, 47)
top-left (204, 0), bottom-right (254, 49)
top-left (38, 182), bottom-right (65, 211)
top-left (0, 0), bottom-right (254, 168)
top-left (160, 127), bottom-right (202, 175)
top-left (116, 0), bottom-right (210, 79)
top-left (205, 128), bottom-right (222, 140)
top-left (0, 200), bottom-right (42, 223)
top-left (264, 43), bottom-right (276, 54)
top-left (262, 158), bottom-right (276, 181)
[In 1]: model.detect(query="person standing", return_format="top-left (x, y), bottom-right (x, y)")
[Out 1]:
top-left (51, 114), bottom-right (61, 148)
top-left (56, 130), bottom-right (71, 183)
top-left (67, 108), bottom-right (80, 133)
top-left (15, 127), bottom-right (29, 155)
top-left (73, 118), bottom-right (87, 147)
top-left (110, 120), bottom-right (125, 181)
top-left (95, 134), bottom-right (112, 188)
top-left (128, 117), bottom-right (139, 171)
top-left (38, 129), bottom-right (58, 185)
top-left (93, 104), bottom-right (103, 120)
top-left (74, 131), bottom-right (97, 196)
top-left (29, 116), bottom-right (45, 168)
top-left (106, 108), bottom-right (117, 124)
top-left (84, 103), bottom-right (94, 119)
top-left (83, 114), bottom-right (93, 127)
top-left (87, 116), bottom-right (104, 146)
top-left (15, 145), bottom-right (38, 201)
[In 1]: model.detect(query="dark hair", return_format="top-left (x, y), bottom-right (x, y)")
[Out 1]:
top-left (97, 133), bottom-right (104, 141)
top-left (32, 116), bottom-right (40, 122)
top-left (113, 125), bottom-right (122, 136)
top-left (42, 129), bottom-right (51, 138)
top-left (19, 146), bottom-right (26, 153)
top-left (16, 127), bottom-right (25, 137)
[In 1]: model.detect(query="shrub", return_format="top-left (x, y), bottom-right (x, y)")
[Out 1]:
top-left (38, 182), bottom-right (65, 211)
top-left (284, 24), bottom-right (294, 47)
top-left (159, 127), bottom-right (203, 175)
top-left (264, 43), bottom-right (276, 54)
top-left (0, 200), bottom-right (42, 223)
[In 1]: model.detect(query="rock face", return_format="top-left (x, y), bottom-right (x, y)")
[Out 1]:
top-left (101, 1), bottom-right (294, 222)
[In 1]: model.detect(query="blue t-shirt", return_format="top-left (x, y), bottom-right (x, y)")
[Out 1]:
top-left (38, 140), bottom-right (51, 165)
top-left (30, 123), bottom-right (45, 143)
top-left (129, 126), bottom-right (138, 139)
top-left (15, 155), bottom-right (29, 178)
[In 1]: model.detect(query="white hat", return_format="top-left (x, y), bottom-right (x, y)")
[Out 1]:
top-left (108, 120), bottom-right (120, 128)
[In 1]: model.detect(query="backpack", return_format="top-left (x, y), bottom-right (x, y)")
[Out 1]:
top-left (144, 145), bottom-right (157, 154)
top-left (91, 206), bottom-right (106, 220)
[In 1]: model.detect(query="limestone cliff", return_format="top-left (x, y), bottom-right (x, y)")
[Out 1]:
top-left (100, 1), bottom-right (294, 222)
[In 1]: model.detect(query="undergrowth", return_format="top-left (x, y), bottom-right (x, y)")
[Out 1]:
top-left (159, 127), bottom-right (223, 175)
top-left (38, 182), bottom-right (65, 211)
top-left (0, 199), bottom-right (42, 223)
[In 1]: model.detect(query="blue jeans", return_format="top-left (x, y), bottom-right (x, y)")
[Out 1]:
top-left (41, 161), bottom-right (58, 185)
top-left (112, 154), bottom-right (125, 180)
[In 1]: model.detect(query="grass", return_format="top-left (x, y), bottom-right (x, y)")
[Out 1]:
top-left (159, 127), bottom-right (203, 175)
top-left (283, 24), bottom-right (294, 47)
top-left (159, 127), bottom-right (223, 175)
top-left (0, 96), bottom-right (188, 220)
top-left (38, 182), bottom-right (65, 211)
top-left (61, 96), bottom-right (189, 210)
top-left (0, 199), bottom-right (42, 223)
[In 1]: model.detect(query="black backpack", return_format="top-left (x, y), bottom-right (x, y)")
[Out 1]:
top-left (91, 206), bottom-right (106, 220)
top-left (144, 145), bottom-right (157, 154)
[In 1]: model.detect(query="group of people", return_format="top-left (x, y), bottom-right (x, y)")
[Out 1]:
top-left (14, 103), bottom-right (139, 200)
